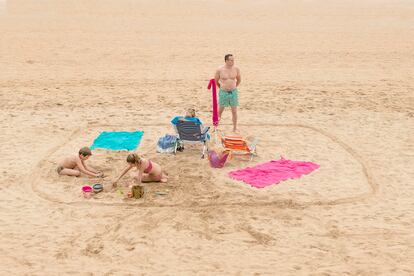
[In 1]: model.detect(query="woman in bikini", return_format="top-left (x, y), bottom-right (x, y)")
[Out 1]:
top-left (112, 153), bottom-right (167, 188)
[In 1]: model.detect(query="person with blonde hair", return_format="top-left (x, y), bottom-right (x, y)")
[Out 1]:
top-left (170, 107), bottom-right (211, 143)
top-left (112, 153), bottom-right (167, 188)
top-left (171, 107), bottom-right (202, 125)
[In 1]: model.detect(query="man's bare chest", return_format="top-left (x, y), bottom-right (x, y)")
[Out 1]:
top-left (220, 69), bottom-right (237, 79)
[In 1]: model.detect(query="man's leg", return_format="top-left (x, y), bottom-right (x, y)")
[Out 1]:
top-left (231, 106), bottom-right (238, 132)
top-left (218, 89), bottom-right (227, 127)
top-left (218, 106), bottom-right (225, 125)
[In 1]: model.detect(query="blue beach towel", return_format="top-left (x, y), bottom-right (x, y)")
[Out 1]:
top-left (90, 131), bottom-right (144, 151)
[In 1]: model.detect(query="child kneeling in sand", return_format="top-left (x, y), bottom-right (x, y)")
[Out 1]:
top-left (57, 147), bottom-right (103, 178)
top-left (112, 153), bottom-right (167, 188)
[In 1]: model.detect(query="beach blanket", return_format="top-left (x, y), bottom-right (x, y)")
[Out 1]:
top-left (90, 131), bottom-right (144, 151)
top-left (228, 157), bottom-right (319, 188)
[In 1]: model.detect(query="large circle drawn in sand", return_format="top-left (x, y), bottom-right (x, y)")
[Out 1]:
top-left (29, 123), bottom-right (376, 209)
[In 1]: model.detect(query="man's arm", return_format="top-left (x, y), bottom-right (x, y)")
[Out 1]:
top-left (214, 69), bottom-right (221, 88)
top-left (76, 158), bottom-right (100, 177)
top-left (236, 68), bottom-right (241, 87)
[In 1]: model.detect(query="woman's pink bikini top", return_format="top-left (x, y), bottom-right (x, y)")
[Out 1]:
top-left (143, 160), bottom-right (153, 174)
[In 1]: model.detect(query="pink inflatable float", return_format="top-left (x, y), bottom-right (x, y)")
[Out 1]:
top-left (208, 150), bottom-right (231, 168)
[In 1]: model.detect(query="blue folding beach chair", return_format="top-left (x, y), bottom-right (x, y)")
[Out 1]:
top-left (174, 120), bottom-right (210, 158)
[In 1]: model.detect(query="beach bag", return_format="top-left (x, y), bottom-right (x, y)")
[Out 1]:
top-left (157, 134), bottom-right (178, 153)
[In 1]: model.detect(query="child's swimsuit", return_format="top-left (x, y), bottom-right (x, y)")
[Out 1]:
top-left (144, 160), bottom-right (153, 174)
top-left (143, 160), bottom-right (162, 181)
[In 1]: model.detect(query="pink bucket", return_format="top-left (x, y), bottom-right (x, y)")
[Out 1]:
top-left (82, 186), bottom-right (92, 198)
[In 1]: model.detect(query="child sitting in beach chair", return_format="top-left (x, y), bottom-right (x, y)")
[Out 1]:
top-left (171, 107), bottom-right (203, 126)
top-left (112, 153), bottom-right (168, 188)
top-left (171, 108), bottom-right (210, 158)
top-left (56, 147), bottom-right (104, 177)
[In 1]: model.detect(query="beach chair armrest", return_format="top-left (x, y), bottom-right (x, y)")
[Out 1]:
top-left (249, 138), bottom-right (258, 152)
top-left (201, 126), bottom-right (210, 135)
top-left (190, 127), bottom-right (210, 141)
top-left (200, 127), bottom-right (210, 141)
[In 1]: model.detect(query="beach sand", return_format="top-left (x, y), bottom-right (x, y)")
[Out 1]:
top-left (0, 0), bottom-right (413, 274)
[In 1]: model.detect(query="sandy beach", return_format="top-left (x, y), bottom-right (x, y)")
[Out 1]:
top-left (0, 0), bottom-right (413, 274)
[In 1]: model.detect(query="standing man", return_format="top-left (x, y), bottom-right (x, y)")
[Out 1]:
top-left (215, 54), bottom-right (241, 132)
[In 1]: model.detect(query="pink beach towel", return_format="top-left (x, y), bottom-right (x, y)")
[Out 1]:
top-left (228, 157), bottom-right (319, 188)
